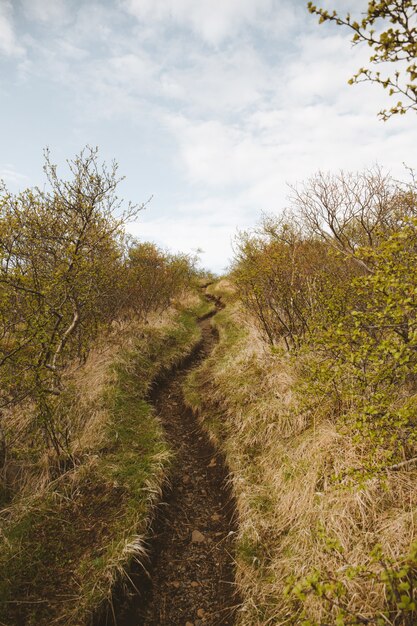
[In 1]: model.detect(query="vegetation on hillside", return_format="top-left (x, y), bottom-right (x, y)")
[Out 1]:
top-left (0, 147), bottom-right (199, 486)
top-left (185, 167), bottom-right (417, 625)
top-left (2, 3), bottom-right (416, 623)
top-left (2, 59), bottom-right (417, 625)
top-left (234, 167), bottom-right (417, 477)
top-left (0, 148), bottom-right (208, 624)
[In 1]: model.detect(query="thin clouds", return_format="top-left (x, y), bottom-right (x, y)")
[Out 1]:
top-left (121, 0), bottom-right (275, 46)
top-left (0, 1), bottom-right (25, 57)
top-left (0, 165), bottom-right (29, 186)
top-left (1, 0), bottom-right (416, 271)
top-left (21, 0), bottom-right (71, 25)
top-left (128, 195), bottom-right (251, 272)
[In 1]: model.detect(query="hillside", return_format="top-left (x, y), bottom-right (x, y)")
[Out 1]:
top-left (2, 157), bottom-right (417, 626)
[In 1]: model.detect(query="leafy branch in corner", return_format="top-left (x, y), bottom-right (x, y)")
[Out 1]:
top-left (307, 0), bottom-right (417, 119)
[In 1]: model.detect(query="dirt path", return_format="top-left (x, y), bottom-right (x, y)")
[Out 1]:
top-left (98, 303), bottom-right (238, 625)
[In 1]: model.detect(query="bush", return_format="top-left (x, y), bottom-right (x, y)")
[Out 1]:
top-left (0, 147), bottom-right (198, 476)
top-left (231, 167), bottom-right (417, 623)
top-left (125, 241), bottom-right (198, 320)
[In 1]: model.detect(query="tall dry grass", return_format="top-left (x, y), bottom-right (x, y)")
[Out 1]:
top-left (0, 292), bottom-right (207, 625)
top-left (185, 284), bottom-right (417, 625)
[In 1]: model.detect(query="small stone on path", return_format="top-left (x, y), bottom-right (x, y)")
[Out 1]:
top-left (191, 529), bottom-right (205, 543)
top-left (197, 608), bottom-right (205, 618)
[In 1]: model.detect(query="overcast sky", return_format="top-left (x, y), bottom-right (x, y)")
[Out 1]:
top-left (1, 0), bottom-right (416, 272)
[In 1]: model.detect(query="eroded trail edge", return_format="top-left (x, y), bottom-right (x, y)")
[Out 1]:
top-left (99, 300), bottom-right (238, 626)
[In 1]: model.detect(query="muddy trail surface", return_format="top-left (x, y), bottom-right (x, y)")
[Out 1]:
top-left (98, 300), bottom-right (238, 626)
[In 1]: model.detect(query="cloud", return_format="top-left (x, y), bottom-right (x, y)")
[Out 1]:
top-left (0, 1), bottom-right (25, 57)
top-left (165, 93), bottom-right (416, 217)
top-left (121, 0), bottom-right (275, 46)
top-left (159, 45), bottom-right (274, 116)
top-left (21, 0), bottom-right (71, 25)
top-left (127, 195), bottom-right (255, 272)
top-left (0, 166), bottom-right (29, 188)
top-left (166, 115), bottom-right (277, 188)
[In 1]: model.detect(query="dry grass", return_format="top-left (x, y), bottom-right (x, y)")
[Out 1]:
top-left (185, 290), bottom-right (417, 625)
top-left (1, 304), bottom-right (182, 498)
top-left (207, 277), bottom-right (238, 299)
top-left (0, 293), bottom-right (209, 625)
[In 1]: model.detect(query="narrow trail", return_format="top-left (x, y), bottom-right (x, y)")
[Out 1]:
top-left (98, 299), bottom-right (238, 626)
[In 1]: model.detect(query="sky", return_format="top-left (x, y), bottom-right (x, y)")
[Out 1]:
top-left (0, 0), bottom-right (416, 272)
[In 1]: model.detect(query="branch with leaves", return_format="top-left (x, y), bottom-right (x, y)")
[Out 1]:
top-left (307, 0), bottom-right (417, 119)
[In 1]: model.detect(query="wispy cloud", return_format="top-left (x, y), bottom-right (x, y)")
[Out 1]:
top-left (121, 0), bottom-right (276, 46)
top-left (1, 0), bottom-right (416, 270)
top-left (0, 165), bottom-right (29, 187)
top-left (128, 195), bottom-right (253, 272)
top-left (21, 0), bottom-right (71, 25)
top-left (0, 1), bottom-right (25, 57)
